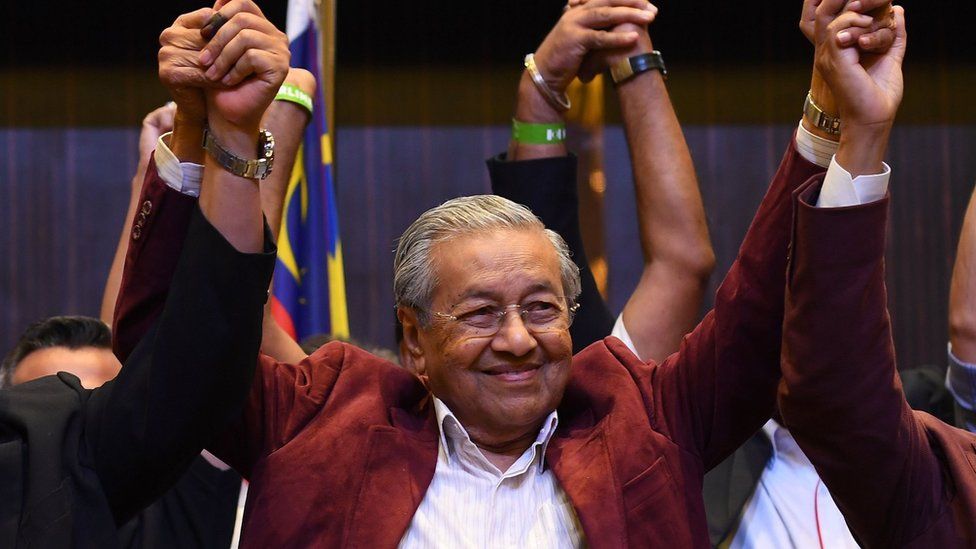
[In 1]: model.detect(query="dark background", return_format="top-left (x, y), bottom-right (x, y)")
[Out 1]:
top-left (2, 0), bottom-right (972, 68)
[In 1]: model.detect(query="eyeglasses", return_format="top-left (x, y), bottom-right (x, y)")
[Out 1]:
top-left (430, 298), bottom-right (580, 338)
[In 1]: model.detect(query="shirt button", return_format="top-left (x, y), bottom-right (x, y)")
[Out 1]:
top-left (141, 200), bottom-right (153, 215)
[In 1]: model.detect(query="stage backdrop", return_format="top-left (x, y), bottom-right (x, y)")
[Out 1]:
top-left (2, 124), bottom-right (974, 372)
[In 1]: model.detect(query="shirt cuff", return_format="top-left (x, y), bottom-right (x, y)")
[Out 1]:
top-left (156, 132), bottom-right (203, 197)
top-left (610, 314), bottom-right (642, 360)
top-left (947, 342), bottom-right (976, 412)
top-left (815, 156), bottom-right (891, 208)
top-left (795, 120), bottom-right (838, 169)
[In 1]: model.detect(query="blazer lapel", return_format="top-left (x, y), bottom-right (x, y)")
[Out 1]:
top-left (547, 415), bottom-right (627, 549)
top-left (344, 406), bottom-right (438, 548)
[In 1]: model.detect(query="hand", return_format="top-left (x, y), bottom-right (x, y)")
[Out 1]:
top-left (533, 0), bottom-right (656, 94)
top-left (801, 0), bottom-right (896, 54)
top-left (158, 8), bottom-right (213, 127)
top-left (565, 0), bottom-right (658, 82)
top-left (137, 102), bottom-right (177, 172)
top-left (199, 0), bottom-right (290, 135)
top-left (814, 0), bottom-right (906, 131)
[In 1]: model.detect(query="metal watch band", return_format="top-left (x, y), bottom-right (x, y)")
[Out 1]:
top-left (803, 91), bottom-right (842, 136)
top-left (610, 51), bottom-right (667, 84)
top-left (202, 127), bottom-right (276, 180)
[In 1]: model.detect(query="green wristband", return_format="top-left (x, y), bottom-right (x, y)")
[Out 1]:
top-left (275, 83), bottom-right (314, 115)
top-left (511, 119), bottom-right (566, 145)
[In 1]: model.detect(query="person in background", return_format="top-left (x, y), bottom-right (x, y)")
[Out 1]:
top-left (1, 316), bottom-right (120, 389)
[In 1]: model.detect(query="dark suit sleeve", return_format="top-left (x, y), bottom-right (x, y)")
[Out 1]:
top-left (90, 203), bottom-right (275, 523)
top-left (778, 182), bottom-right (954, 546)
top-left (487, 153), bottom-right (613, 352)
top-left (113, 155), bottom-right (198, 364)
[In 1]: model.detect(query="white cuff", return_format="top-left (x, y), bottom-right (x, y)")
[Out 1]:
top-left (795, 121), bottom-right (838, 169)
top-left (816, 156), bottom-right (890, 208)
top-left (155, 132), bottom-right (204, 197)
top-left (610, 314), bottom-right (642, 360)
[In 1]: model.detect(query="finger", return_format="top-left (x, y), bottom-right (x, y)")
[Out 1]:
top-left (579, 29), bottom-right (640, 50)
top-left (200, 11), bottom-right (281, 68)
top-left (201, 0), bottom-right (267, 40)
top-left (845, 0), bottom-right (891, 15)
top-left (159, 47), bottom-right (211, 88)
top-left (891, 5), bottom-right (907, 49)
top-left (206, 28), bottom-right (277, 81)
top-left (174, 8), bottom-right (214, 30)
top-left (220, 49), bottom-right (288, 88)
top-left (827, 11), bottom-right (874, 46)
top-left (575, 0), bottom-right (654, 12)
top-left (856, 27), bottom-right (894, 53)
top-left (575, 6), bottom-right (655, 29)
top-left (160, 25), bottom-right (208, 50)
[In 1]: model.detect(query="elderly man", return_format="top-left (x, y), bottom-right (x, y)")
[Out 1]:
top-left (115, 0), bottom-right (896, 547)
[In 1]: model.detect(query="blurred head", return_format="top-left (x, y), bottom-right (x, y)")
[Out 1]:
top-left (1, 316), bottom-right (121, 389)
top-left (394, 195), bottom-right (580, 445)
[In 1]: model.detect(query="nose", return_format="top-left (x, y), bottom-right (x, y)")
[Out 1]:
top-left (490, 310), bottom-right (538, 357)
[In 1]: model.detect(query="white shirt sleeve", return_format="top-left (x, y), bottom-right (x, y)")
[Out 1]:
top-left (794, 121), bottom-right (891, 208)
top-left (610, 314), bottom-right (643, 360)
top-left (154, 132), bottom-right (204, 197)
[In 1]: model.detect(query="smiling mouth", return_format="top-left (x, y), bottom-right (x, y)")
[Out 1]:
top-left (483, 364), bottom-right (543, 382)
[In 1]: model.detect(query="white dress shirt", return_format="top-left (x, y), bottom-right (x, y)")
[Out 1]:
top-left (398, 398), bottom-right (584, 548)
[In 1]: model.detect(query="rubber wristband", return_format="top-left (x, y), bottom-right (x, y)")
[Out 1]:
top-left (512, 119), bottom-right (566, 145)
top-left (275, 83), bottom-right (313, 115)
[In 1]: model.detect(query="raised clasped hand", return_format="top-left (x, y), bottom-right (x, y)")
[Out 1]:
top-left (197, 0), bottom-right (291, 134)
top-left (813, 0), bottom-right (906, 132)
top-left (533, 0), bottom-right (657, 93)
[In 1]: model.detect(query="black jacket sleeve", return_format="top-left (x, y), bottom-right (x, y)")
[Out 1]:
top-left (487, 153), bottom-right (614, 352)
top-left (85, 206), bottom-right (275, 523)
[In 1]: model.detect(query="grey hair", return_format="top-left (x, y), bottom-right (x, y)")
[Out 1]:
top-left (394, 195), bottom-right (581, 325)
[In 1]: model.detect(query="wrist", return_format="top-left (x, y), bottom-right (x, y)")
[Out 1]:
top-left (836, 124), bottom-right (890, 177)
top-left (206, 116), bottom-right (261, 160)
top-left (170, 115), bottom-right (206, 164)
top-left (515, 70), bottom-right (564, 124)
top-left (606, 30), bottom-right (654, 67)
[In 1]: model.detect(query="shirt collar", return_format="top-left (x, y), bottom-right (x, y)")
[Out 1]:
top-left (432, 396), bottom-right (559, 472)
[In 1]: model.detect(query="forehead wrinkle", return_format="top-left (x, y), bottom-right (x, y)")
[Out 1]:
top-left (430, 230), bottom-right (562, 305)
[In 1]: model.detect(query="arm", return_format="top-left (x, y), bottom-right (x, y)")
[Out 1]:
top-left (610, 26), bottom-right (714, 363)
top-left (947, 185), bottom-right (976, 372)
top-left (100, 104), bottom-right (176, 324)
top-left (776, 4), bottom-right (952, 546)
top-left (256, 69), bottom-right (315, 364)
top-left (91, 0), bottom-right (286, 518)
top-left (947, 186), bottom-right (976, 430)
top-left (490, 1), bottom-right (657, 350)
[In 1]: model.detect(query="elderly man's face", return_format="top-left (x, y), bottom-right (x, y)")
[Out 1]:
top-left (406, 227), bottom-right (574, 444)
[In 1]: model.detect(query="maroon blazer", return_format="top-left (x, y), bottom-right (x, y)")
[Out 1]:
top-left (779, 178), bottom-right (976, 547)
top-left (115, 142), bottom-right (826, 548)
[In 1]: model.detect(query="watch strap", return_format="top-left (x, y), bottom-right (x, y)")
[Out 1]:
top-left (803, 91), bottom-right (842, 136)
top-left (202, 127), bottom-right (276, 180)
top-left (610, 51), bottom-right (667, 84)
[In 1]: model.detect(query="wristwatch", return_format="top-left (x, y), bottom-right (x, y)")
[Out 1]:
top-left (202, 126), bottom-right (276, 180)
top-left (609, 51), bottom-right (667, 85)
top-left (803, 91), bottom-right (841, 136)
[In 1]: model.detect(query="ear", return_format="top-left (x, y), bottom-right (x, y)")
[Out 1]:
top-left (397, 306), bottom-right (426, 376)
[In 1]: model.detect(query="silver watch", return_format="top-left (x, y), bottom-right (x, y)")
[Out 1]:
top-left (803, 92), bottom-right (841, 136)
top-left (202, 126), bottom-right (276, 180)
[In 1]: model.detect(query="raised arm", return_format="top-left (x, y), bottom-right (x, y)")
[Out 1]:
top-left (775, 4), bottom-right (957, 546)
top-left (947, 186), bottom-right (976, 431)
top-left (88, 0), bottom-right (287, 520)
top-left (100, 103), bottom-right (176, 324)
top-left (489, 0), bottom-right (656, 351)
top-left (607, 21), bottom-right (714, 363)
